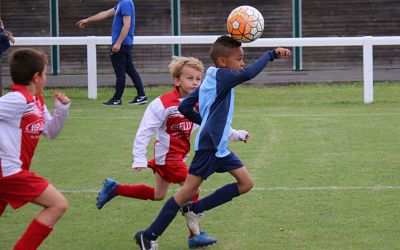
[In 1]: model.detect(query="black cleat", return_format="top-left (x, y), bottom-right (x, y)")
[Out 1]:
top-left (134, 230), bottom-right (158, 250)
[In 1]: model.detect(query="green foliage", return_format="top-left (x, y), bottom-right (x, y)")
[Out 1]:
top-left (1, 84), bottom-right (399, 249)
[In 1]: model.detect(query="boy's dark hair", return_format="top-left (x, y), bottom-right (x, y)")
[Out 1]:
top-left (8, 48), bottom-right (48, 85)
top-left (210, 35), bottom-right (242, 65)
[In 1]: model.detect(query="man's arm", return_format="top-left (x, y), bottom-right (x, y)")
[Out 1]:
top-left (76, 8), bottom-right (115, 28)
top-left (112, 15), bottom-right (131, 53)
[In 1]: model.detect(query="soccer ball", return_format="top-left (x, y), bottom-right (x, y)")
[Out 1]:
top-left (226, 5), bottom-right (264, 43)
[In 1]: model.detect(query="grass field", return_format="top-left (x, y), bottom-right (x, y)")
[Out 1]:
top-left (1, 83), bottom-right (399, 250)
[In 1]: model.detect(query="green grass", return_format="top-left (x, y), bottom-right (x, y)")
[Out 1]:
top-left (1, 83), bottom-right (400, 250)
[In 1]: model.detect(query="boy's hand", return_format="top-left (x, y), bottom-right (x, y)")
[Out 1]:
top-left (238, 130), bottom-right (250, 143)
top-left (132, 166), bottom-right (146, 173)
top-left (275, 48), bottom-right (291, 58)
top-left (54, 92), bottom-right (71, 105)
top-left (242, 132), bottom-right (250, 143)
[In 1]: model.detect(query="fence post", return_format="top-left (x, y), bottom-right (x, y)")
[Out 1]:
top-left (363, 36), bottom-right (373, 104)
top-left (87, 36), bottom-right (97, 99)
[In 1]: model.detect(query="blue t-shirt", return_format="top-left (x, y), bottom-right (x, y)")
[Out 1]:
top-left (179, 50), bottom-right (277, 157)
top-left (112, 0), bottom-right (135, 45)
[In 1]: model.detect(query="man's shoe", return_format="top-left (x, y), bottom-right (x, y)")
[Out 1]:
top-left (188, 231), bottom-right (217, 248)
top-left (103, 99), bottom-right (122, 105)
top-left (129, 96), bottom-right (148, 105)
top-left (96, 178), bottom-right (117, 209)
top-left (181, 201), bottom-right (201, 236)
top-left (134, 230), bottom-right (158, 250)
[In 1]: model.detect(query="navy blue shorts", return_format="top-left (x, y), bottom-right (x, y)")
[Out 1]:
top-left (188, 150), bottom-right (244, 180)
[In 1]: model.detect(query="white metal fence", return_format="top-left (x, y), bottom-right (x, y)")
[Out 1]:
top-left (14, 35), bottom-right (400, 103)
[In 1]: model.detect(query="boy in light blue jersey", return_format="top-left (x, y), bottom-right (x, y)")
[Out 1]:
top-left (134, 35), bottom-right (291, 250)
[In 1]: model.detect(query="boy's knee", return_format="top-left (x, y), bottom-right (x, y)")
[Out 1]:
top-left (154, 194), bottom-right (166, 201)
top-left (247, 180), bottom-right (255, 192)
top-left (239, 179), bottom-right (254, 194)
top-left (154, 189), bottom-right (168, 201)
top-left (56, 197), bottom-right (68, 214)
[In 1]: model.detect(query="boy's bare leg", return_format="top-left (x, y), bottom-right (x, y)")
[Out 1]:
top-left (174, 174), bottom-right (204, 206)
top-left (14, 184), bottom-right (68, 250)
top-left (32, 184), bottom-right (68, 226)
top-left (228, 167), bottom-right (254, 194)
top-left (154, 173), bottom-right (170, 201)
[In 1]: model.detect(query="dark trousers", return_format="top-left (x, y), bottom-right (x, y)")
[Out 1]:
top-left (0, 57), bottom-right (3, 96)
top-left (110, 45), bottom-right (145, 100)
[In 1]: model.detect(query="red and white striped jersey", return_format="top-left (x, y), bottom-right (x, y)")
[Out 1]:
top-left (0, 84), bottom-right (70, 177)
top-left (132, 88), bottom-right (248, 168)
top-left (132, 88), bottom-right (194, 168)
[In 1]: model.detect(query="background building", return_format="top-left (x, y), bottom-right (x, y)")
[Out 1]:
top-left (1, 0), bottom-right (399, 76)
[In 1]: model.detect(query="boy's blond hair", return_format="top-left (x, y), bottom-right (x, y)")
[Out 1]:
top-left (168, 56), bottom-right (204, 78)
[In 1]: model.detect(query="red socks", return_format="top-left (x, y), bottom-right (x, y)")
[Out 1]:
top-left (191, 192), bottom-right (200, 202)
top-left (14, 219), bottom-right (53, 250)
top-left (115, 184), bottom-right (155, 200)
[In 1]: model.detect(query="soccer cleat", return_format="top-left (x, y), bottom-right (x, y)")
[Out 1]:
top-left (103, 99), bottom-right (122, 105)
top-left (129, 96), bottom-right (148, 105)
top-left (188, 231), bottom-right (217, 248)
top-left (96, 178), bottom-right (118, 209)
top-left (134, 230), bottom-right (158, 250)
top-left (181, 202), bottom-right (201, 236)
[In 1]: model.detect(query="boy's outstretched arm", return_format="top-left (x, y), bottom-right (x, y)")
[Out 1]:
top-left (217, 48), bottom-right (291, 90)
top-left (275, 47), bottom-right (291, 58)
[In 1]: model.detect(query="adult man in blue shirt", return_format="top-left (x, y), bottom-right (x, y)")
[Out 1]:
top-left (77, 0), bottom-right (147, 105)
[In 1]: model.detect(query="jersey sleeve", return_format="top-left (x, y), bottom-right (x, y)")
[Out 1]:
top-left (228, 127), bottom-right (248, 142)
top-left (132, 98), bottom-right (166, 168)
top-left (216, 50), bottom-right (278, 92)
top-left (178, 87), bottom-right (202, 125)
top-left (43, 101), bottom-right (70, 139)
top-left (0, 92), bottom-right (27, 121)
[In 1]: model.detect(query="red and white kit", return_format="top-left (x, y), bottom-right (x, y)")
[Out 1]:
top-left (132, 87), bottom-right (247, 183)
top-left (0, 84), bottom-right (70, 211)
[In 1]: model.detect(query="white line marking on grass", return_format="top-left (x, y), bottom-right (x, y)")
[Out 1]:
top-left (59, 185), bottom-right (400, 193)
top-left (260, 113), bottom-right (400, 118)
top-left (253, 186), bottom-right (400, 191)
top-left (67, 113), bottom-right (400, 120)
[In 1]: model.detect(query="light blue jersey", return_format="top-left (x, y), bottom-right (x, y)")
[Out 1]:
top-left (179, 50), bottom-right (277, 157)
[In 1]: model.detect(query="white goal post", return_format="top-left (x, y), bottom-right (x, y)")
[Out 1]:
top-left (14, 35), bottom-right (400, 103)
